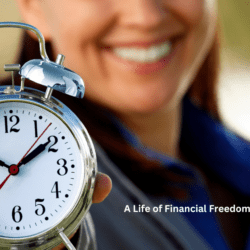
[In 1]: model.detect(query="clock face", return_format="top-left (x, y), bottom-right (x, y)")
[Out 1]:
top-left (0, 101), bottom-right (84, 238)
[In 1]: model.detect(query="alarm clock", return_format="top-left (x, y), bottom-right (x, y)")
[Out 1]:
top-left (0, 22), bottom-right (97, 250)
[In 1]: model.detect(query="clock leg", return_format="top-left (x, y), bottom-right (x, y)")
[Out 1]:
top-left (58, 228), bottom-right (76, 250)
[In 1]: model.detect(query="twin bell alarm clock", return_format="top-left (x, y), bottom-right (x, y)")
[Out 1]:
top-left (0, 22), bottom-right (97, 250)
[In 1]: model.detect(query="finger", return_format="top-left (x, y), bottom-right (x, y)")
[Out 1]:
top-left (92, 172), bottom-right (112, 203)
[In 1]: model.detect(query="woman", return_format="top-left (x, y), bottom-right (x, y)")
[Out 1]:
top-left (7, 0), bottom-right (250, 249)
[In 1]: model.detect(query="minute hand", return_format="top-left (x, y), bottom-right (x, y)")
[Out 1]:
top-left (19, 140), bottom-right (50, 166)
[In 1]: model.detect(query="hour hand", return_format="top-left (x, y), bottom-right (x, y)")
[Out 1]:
top-left (19, 140), bottom-right (50, 166)
top-left (0, 160), bottom-right (10, 169)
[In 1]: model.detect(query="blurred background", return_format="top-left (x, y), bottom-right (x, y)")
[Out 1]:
top-left (0, 0), bottom-right (250, 140)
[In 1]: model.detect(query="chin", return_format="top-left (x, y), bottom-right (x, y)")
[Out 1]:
top-left (127, 88), bottom-right (179, 115)
top-left (114, 93), bottom-right (176, 115)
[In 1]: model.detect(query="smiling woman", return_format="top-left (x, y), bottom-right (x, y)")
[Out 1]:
top-left (0, 0), bottom-right (249, 249)
top-left (48, 1), bottom-right (215, 117)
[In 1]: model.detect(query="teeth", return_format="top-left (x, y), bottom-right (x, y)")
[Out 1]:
top-left (113, 41), bottom-right (172, 63)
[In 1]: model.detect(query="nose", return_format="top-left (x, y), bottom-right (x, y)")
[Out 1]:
top-left (118, 0), bottom-right (167, 31)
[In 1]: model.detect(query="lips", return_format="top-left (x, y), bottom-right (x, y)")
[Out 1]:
top-left (99, 35), bottom-right (183, 74)
top-left (112, 41), bottom-right (172, 63)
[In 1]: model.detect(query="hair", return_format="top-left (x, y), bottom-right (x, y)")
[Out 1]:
top-left (3, 29), bottom-right (220, 199)
top-left (188, 30), bottom-right (220, 120)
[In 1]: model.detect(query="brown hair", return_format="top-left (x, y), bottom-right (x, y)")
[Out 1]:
top-left (188, 30), bottom-right (220, 120)
top-left (3, 31), bottom-right (221, 199)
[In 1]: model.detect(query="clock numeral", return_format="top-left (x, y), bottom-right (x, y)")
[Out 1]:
top-left (12, 206), bottom-right (23, 223)
top-left (4, 116), bottom-right (20, 133)
top-left (35, 199), bottom-right (46, 216)
top-left (57, 158), bottom-right (68, 176)
top-left (48, 136), bottom-right (58, 153)
top-left (51, 181), bottom-right (61, 198)
top-left (34, 120), bottom-right (38, 137)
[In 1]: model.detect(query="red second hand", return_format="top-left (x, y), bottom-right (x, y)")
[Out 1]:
top-left (0, 173), bottom-right (11, 189)
top-left (0, 122), bottom-right (52, 190)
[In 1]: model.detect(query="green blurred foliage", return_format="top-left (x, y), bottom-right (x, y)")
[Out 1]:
top-left (218, 0), bottom-right (250, 59)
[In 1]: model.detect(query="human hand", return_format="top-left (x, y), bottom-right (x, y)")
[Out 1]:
top-left (52, 172), bottom-right (112, 250)
top-left (92, 172), bottom-right (112, 203)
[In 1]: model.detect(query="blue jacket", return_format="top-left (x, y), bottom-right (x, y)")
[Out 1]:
top-left (89, 96), bottom-right (250, 250)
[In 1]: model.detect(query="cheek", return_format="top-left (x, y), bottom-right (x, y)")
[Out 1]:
top-left (162, 0), bottom-right (217, 102)
top-left (42, 1), bottom-right (115, 52)
top-left (165, 0), bottom-right (216, 65)
top-left (167, 0), bottom-right (205, 25)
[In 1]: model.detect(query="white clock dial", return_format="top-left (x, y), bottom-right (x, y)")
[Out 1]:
top-left (0, 101), bottom-right (84, 238)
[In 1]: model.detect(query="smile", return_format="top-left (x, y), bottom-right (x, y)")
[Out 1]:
top-left (112, 41), bottom-right (172, 63)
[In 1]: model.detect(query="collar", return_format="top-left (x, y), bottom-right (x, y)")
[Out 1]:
top-left (112, 96), bottom-right (250, 195)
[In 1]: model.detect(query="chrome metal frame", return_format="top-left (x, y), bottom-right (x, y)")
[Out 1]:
top-left (0, 22), bottom-right (85, 99)
top-left (0, 22), bottom-right (49, 61)
top-left (0, 87), bottom-right (97, 249)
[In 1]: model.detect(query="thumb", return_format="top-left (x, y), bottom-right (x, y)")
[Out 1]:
top-left (92, 172), bottom-right (112, 203)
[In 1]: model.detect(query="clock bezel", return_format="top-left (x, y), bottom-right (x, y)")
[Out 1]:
top-left (0, 87), bottom-right (97, 249)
